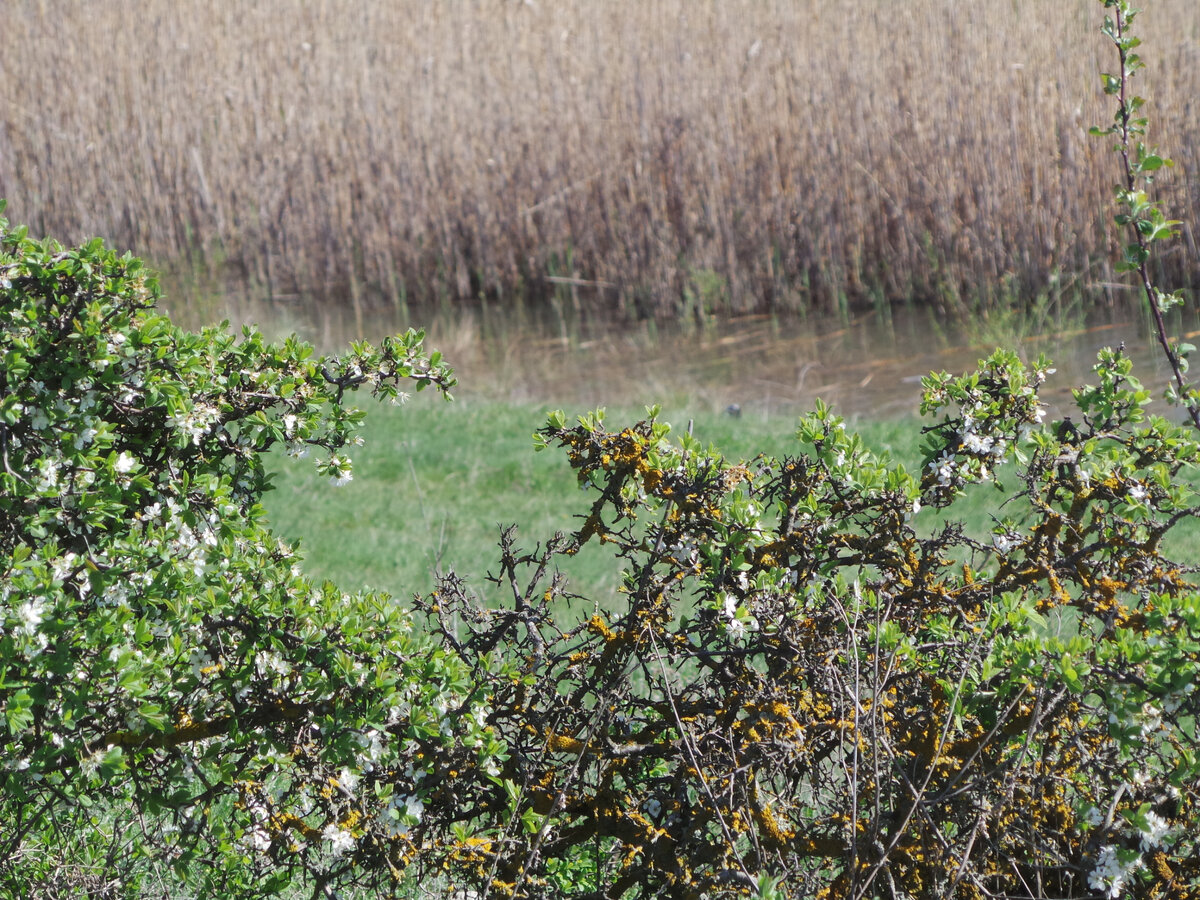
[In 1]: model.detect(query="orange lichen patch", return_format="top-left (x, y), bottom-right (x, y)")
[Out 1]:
top-left (640, 464), bottom-right (663, 493)
top-left (271, 811), bottom-right (322, 840)
top-left (587, 613), bottom-right (617, 643)
top-left (545, 729), bottom-right (588, 755)
top-left (722, 463), bottom-right (753, 490)
top-left (578, 511), bottom-right (607, 540)
top-left (749, 780), bottom-right (795, 848)
top-left (451, 835), bottom-right (496, 871)
top-left (1035, 513), bottom-right (1063, 540)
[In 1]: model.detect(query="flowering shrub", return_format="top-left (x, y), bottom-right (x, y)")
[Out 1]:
top-left (401, 347), bottom-right (1199, 898)
top-left (0, 208), bottom-right (509, 897)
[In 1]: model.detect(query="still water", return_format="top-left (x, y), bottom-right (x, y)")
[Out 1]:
top-left (173, 289), bottom-right (1186, 423)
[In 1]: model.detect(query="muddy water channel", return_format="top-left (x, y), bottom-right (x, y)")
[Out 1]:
top-left (180, 290), bottom-right (1189, 422)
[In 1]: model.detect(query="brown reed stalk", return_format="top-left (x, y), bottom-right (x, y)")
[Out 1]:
top-left (1, 0), bottom-right (1198, 319)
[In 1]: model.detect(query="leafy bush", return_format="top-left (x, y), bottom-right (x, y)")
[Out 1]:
top-left (0, 208), bottom-right (504, 897)
top-left (406, 349), bottom-right (1199, 898)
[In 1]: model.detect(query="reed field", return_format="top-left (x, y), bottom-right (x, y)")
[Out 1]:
top-left (3, 0), bottom-right (1200, 320)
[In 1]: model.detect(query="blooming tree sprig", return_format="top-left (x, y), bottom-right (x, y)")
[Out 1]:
top-left (1091, 0), bottom-right (1200, 427)
top-left (918, 348), bottom-right (1051, 506)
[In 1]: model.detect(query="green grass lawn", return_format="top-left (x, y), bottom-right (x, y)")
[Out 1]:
top-left (262, 396), bottom-right (1200, 607)
top-left (263, 399), bottom-right (934, 603)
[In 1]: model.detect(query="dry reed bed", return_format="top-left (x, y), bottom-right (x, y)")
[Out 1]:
top-left (2, 0), bottom-right (1199, 317)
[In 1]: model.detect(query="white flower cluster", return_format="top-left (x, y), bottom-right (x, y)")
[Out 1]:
top-left (34, 459), bottom-right (59, 493)
top-left (355, 728), bottom-right (386, 771)
top-left (189, 647), bottom-right (216, 678)
top-left (1138, 810), bottom-right (1172, 851)
top-left (327, 454), bottom-right (353, 486)
top-left (236, 795), bottom-right (275, 851)
top-left (380, 791), bottom-right (425, 838)
top-left (1090, 845), bottom-right (1141, 898)
top-left (1107, 701), bottom-right (1169, 740)
top-left (722, 593), bottom-right (758, 639)
top-left (960, 411), bottom-right (1014, 460)
top-left (1088, 808), bottom-right (1175, 897)
top-left (168, 402), bottom-right (220, 445)
top-left (961, 431), bottom-right (994, 455)
top-left (16, 596), bottom-right (46, 637)
top-left (255, 650), bottom-right (292, 678)
top-left (322, 822), bottom-right (356, 857)
top-left (991, 530), bottom-right (1021, 555)
top-left (73, 416), bottom-right (100, 451)
top-left (928, 451), bottom-right (958, 488)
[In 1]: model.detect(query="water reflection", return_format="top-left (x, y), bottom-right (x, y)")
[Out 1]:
top-left (169, 287), bottom-right (1184, 422)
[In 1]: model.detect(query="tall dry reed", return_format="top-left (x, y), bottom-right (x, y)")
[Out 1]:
top-left (2, 0), bottom-right (1198, 319)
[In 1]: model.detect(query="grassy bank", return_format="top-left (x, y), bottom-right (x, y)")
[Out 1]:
top-left (263, 399), bottom-right (1016, 604)
top-left (263, 401), bottom-right (815, 602)
top-left (3, 1), bottom-right (1199, 319)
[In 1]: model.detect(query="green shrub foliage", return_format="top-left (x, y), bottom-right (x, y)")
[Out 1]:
top-left (404, 352), bottom-right (1198, 898)
top-left (0, 210), bottom-right (504, 897)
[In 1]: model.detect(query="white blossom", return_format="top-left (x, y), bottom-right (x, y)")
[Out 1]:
top-left (17, 598), bottom-right (46, 636)
top-left (356, 729), bottom-right (385, 769)
top-left (723, 594), bottom-right (738, 619)
top-left (403, 793), bottom-right (425, 820)
top-left (1139, 810), bottom-right (1172, 850)
top-left (328, 455), bottom-right (353, 486)
top-left (381, 792), bottom-right (424, 838)
top-left (168, 403), bottom-right (220, 445)
top-left (1089, 845), bottom-right (1141, 899)
top-left (189, 647), bottom-right (215, 677)
top-left (322, 823), bottom-right (355, 857)
top-left (34, 460), bottom-right (59, 493)
top-left (74, 424), bottom-right (99, 450)
top-left (256, 651), bottom-right (292, 677)
top-left (79, 748), bottom-right (107, 778)
top-left (928, 452), bottom-right (956, 487)
top-left (992, 532), bottom-right (1019, 555)
top-left (28, 407), bottom-right (50, 431)
top-left (962, 432), bottom-right (994, 454)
